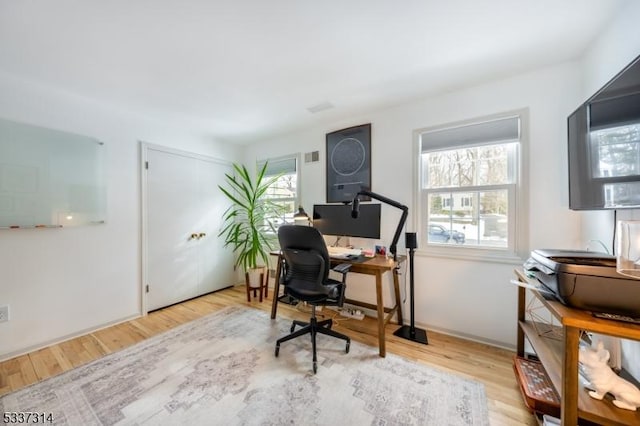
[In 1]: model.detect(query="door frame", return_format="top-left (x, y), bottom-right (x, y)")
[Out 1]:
top-left (140, 141), bottom-right (233, 314)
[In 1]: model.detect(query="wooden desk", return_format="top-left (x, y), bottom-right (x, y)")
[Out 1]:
top-left (270, 252), bottom-right (405, 357)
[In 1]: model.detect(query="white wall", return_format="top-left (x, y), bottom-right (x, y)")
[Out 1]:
top-left (245, 61), bottom-right (584, 348)
top-left (578, 0), bottom-right (640, 380)
top-left (0, 72), bottom-right (241, 360)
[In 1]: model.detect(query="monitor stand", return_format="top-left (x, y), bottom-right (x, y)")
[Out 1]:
top-left (331, 235), bottom-right (348, 247)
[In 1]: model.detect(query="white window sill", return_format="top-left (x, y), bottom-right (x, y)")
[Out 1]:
top-left (416, 245), bottom-right (525, 265)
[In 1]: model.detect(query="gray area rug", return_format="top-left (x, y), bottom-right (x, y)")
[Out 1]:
top-left (1, 306), bottom-right (489, 425)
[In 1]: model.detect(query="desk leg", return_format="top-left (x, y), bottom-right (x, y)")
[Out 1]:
top-left (375, 270), bottom-right (386, 357)
top-left (270, 255), bottom-right (282, 319)
top-left (392, 267), bottom-right (403, 325)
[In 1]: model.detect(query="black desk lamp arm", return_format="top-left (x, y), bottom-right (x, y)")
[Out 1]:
top-left (352, 190), bottom-right (408, 261)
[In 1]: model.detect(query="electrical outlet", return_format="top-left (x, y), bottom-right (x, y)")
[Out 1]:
top-left (0, 305), bottom-right (9, 323)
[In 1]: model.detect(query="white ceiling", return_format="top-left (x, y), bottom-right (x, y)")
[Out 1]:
top-left (0, 0), bottom-right (628, 144)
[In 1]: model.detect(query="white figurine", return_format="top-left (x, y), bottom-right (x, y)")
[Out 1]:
top-left (579, 341), bottom-right (640, 411)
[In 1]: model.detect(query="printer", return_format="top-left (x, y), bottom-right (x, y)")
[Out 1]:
top-left (524, 249), bottom-right (640, 317)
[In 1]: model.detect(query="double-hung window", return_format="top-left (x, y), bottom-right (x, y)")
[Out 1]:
top-left (417, 111), bottom-right (527, 260)
top-left (258, 155), bottom-right (300, 231)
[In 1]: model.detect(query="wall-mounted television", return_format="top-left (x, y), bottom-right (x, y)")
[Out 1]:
top-left (568, 54), bottom-right (640, 210)
top-left (312, 203), bottom-right (381, 239)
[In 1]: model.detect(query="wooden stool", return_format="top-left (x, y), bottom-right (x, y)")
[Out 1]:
top-left (245, 267), bottom-right (268, 302)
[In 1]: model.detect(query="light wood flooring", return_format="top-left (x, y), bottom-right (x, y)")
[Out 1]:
top-left (0, 285), bottom-right (536, 425)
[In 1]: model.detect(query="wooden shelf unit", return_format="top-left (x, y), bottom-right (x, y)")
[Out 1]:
top-left (514, 268), bottom-right (640, 426)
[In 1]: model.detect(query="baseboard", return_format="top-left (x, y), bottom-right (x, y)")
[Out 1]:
top-left (0, 313), bottom-right (141, 363)
top-left (409, 321), bottom-right (516, 351)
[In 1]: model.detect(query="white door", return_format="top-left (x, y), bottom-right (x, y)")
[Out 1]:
top-left (195, 157), bottom-right (235, 295)
top-left (144, 145), bottom-right (235, 311)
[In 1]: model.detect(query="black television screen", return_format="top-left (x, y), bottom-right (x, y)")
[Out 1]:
top-left (312, 203), bottom-right (381, 239)
top-left (568, 54), bottom-right (640, 210)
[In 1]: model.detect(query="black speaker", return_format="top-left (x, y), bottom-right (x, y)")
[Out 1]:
top-left (405, 232), bottom-right (418, 249)
top-left (394, 230), bottom-right (427, 345)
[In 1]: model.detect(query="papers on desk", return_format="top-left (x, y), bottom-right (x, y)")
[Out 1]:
top-left (327, 246), bottom-right (362, 259)
top-left (330, 253), bottom-right (350, 259)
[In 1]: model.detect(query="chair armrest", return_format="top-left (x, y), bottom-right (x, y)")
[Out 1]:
top-left (332, 263), bottom-right (352, 275)
top-left (328, 263), bottom-right (351, 304)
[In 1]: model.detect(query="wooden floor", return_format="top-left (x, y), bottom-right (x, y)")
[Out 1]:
top-left (0, 285), bottom-right (536, 425)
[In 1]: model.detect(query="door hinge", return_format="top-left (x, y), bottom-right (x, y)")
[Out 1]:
top-left (145, 161), bottom-right (149, 170)
top-left (146, 285), bottom-right (150, 293)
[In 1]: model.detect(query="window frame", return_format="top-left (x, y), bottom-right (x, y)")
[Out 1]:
top-left (258, 153), bottom-right (301, 231)
top-left (413, 110), bottom-right (529, 263)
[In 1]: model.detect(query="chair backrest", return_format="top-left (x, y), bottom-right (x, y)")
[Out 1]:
top-left (278, 225), bottom-right (331, 283)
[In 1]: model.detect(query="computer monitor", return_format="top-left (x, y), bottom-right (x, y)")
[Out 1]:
top-left (312, 204), bottom-right (381, 239)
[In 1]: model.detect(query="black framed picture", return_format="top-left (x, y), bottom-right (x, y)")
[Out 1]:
top-left (326, 123), bottom-right (371, 203)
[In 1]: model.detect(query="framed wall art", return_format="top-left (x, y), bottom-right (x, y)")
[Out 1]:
top-left (325, 123), bottom-right (371, 203)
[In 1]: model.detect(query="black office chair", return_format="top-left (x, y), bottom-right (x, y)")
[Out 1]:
top-left (274, 225), bottom-right (352, 373)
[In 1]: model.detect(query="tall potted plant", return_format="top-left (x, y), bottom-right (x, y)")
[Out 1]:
top-left (218, 162), bottom-right (282, 297)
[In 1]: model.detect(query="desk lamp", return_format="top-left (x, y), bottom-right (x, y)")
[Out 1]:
top-left (351, 190), bottom-right (428, 345)
top-left (293, 206), bottom-right (311, 226)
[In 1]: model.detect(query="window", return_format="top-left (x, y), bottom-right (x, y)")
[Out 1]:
top-left (258, 155), bottom-right (299, 230)
top-left (416, 112), bottom-right (527, 260)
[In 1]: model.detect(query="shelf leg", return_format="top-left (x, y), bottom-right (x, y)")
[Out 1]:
top-left (561, 325), bottom-right (580, 426)
top-left (517, 285), bottom-right (526, 357)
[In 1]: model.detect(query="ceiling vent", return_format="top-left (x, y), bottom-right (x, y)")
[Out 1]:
top-left (307, 102), bottom-right (334, 114)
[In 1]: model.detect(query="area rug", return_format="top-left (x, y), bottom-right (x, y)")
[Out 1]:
top-left (1, 306), bottom-right (489, 425)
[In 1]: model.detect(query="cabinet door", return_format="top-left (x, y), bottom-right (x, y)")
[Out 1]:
top-left (146, 148), bottom-right (200, 311)
top-left (196, 157), bottom-right (235, 295)
top-left (145, 146), bottom-right (236, 311)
